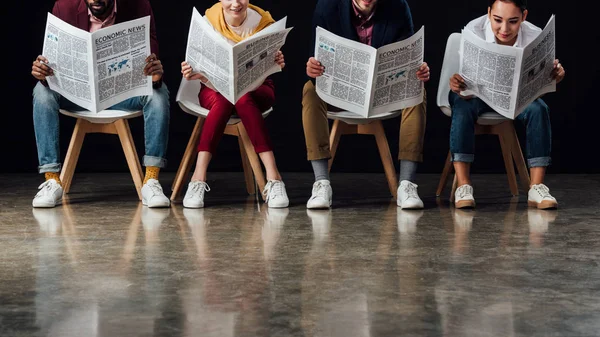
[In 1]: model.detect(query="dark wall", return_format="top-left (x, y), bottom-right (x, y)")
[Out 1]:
top-left (3, 0), bottom-right (598, 174)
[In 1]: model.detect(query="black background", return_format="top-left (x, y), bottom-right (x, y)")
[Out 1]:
top-left (3, 0), bottom-right (598, 174)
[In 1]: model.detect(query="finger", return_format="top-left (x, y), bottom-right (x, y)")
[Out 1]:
top-left (33, 66), bottom-right (51, 76)
top-left (181, 61), bottom-right (189, 67)
top-left (37, 55), bottom-right (49, 63)
top-left (309, 58), bottom-right (322, 66)
top-left (146, 53), bottom-right (157, 63)
top-left (146, 65), bottom-right (163, 75)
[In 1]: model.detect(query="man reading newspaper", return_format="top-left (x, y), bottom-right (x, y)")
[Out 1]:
top-left (30, 0), bottom-right (171, 208)
top-left (302, 0), bottom-right (430, 210)
top-left (448, 0), bottom-right (566, 210)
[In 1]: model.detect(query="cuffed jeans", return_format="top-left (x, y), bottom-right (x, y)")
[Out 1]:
top-left (33, 82), bottom-right (170, 173)
top-left (302, 80), bottom-right (427, 162)
top-left (449, 91), bottom-right (551, 167)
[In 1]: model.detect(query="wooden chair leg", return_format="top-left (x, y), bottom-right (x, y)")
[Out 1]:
top-left (437, 151), bottom-right (453, 197)
top-left (328, 120), bottom-right (345, 172)
top-left (508, 127), bottom-right (531, 192)
top-left (60, 119), bottom-right (89, 194)
top-left (171, 117), bottom-right (204, 201)
top-left (371, 121), bottom-right (398, 198)
top-left (450, 174), bottom-right (459, 203)
top-left (115, 119), bottom-right (144, 200)
top-left (498, 125), bottom-right (519, 196)
top-left (237, 123), bottom-right (267, 200)
top-left (239, 135), bottom-right (255, 195)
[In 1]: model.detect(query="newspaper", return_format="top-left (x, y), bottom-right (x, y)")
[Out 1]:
top-left (42, 13), bottom-right (153, 113)
top-left (184, 7), bottom-right (292, 104)
top-left (314, 26), bottom-right (424, 118)
top-left (459, 15), bottom-right (556, 119)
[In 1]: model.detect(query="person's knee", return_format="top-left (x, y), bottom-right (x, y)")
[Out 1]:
top-left (302, 80), bottom-right (319, 106)
top-left (32, 83), bottom-right (59, 106)
top-left (529, 100), bottom-right (550, 119)
top-left (235, 94), bottom-right (259, 111)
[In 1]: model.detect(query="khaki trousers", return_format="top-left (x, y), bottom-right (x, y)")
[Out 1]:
top-left (301, 80), bottom-right (427, 162)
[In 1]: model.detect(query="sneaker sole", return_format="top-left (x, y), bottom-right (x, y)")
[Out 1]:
top-left (455, 200), bottom-right (476, 209)
top-left (32, 199), bottom-right (62, 208)
top-left (528, 200), bottom-right (558, 210)
top-left (142, 199), bottom-right (171, 208)
top-left (307, 202), bottom-right (331, 210)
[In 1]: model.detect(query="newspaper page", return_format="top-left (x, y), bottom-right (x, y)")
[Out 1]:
top-left (42, 14), bottom-right (152, 113)
top-left (459, 15), bottom-right (556, 119)
top-left (184, 8), bottom-right (292, 104)
top-left (314, 26), bottom-right (425, 118)
top-left (92, 16), bottom-right (153, 111)
top-left (43, 13), bottom-right (95, 110)
top-left (516, 15), bottom-right (556, 114)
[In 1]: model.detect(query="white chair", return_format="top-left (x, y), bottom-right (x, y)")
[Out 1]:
top-left (171, 77), bottom-right (272, 201)
top-left (59, 109), bottom-right (144, 200)
top-left (436, 33), bottom-right (530, 199)
top-left (327, 110), bottom-right (402, 199)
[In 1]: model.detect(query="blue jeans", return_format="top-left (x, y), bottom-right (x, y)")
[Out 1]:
top-left (449, 91), bottom-right (551, 168)
top-left (33, 82), bottom-right (170, 173)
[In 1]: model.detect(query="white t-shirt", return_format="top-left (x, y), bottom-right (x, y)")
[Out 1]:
top-left (465, 14), bottom-right (542, 47)
top-left (205, 8), bottom-right (262, 45)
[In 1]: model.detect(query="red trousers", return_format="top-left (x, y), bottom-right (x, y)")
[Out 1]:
top-left (197, 80), bottom-right (275, 154)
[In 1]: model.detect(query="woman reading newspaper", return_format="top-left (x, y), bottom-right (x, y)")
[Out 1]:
top-left (180, 0), bottom-right (288, 208)
top-left (449, 0), bottom-right (565, 209)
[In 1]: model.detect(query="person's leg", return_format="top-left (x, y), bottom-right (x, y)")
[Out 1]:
top-left (111, 84), bottom-right (170, 184)
top-left (398, 89), bottom-right (427, 182)
top-left (302, 80), bottom-right (332, 208)
top-left (516, 99), bottom-right (556, 209)
top-left (234, 80), bottom-right (280, 181)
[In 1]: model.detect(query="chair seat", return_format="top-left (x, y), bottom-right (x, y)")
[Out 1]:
top-left (326, 110), bottom-right (402, 125)
top-left (440, 106), bottom-right (508, 126)
top-left (178, 101), bottom-right (272, 125)
top-left (59, 109), bottom-right (142, 124)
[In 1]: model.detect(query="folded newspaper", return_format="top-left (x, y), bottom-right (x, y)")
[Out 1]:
top-left (459, 15), bottom-right (556, 119)
top-left (314, 26), bottom-right (425, 119)
top-left (184, 8), bottom-right (292, 104)
top-left (42, 14), bottom-right (153, 113)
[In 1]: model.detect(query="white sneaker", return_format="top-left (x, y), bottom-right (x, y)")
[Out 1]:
top-left (141, 179), bottom-right (170, 208)
top-left (183, 181), bottom-right (211, 209)
top-left (32, 179), bottom-right (63, 208)
top-left (306, 180), bottom-right (332, 209)
top-left (397, 180), bottom-right (424, 209)
top-left (454, 184), bottom-right (476, 209)
top-left (528, 184), bottom-right (558, 209)
top-left (263, 180), bottom-right (289, 208)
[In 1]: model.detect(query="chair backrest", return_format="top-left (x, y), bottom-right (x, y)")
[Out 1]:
top-left (437, 33), bottom-right (462, 117)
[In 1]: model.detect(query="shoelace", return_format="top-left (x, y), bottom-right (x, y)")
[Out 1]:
top-left (147, 181), bottom-right (164, 196)
top-left (263, 181), bottom-right (283, 201)
top-left (534, 184), bottom-right (551, 199)
top-left (313, 182), bottom-right (329, 199)
top-left (37, 180), bottom-right (57, 196)
top-left (457, 186), bottom-right (472, 199)
top-left (403, 183), bottom-right (419, 199)
top-left (191, 181), bottom-right (210, 195)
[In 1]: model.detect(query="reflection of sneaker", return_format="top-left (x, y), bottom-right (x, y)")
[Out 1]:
top-left (183, 208), bottom-right (206, 227)
top-left (264, 207), bottom-right (289, 230)
top-left (527, 208), bottom-right (556, 233)
top-left (397, 181), bottom-right (424, 209)
top-left (452, 208), bottom-right (474, 231)
top-left (141, 179), bottom-right (170, 208)
top-left (263, 208), bottom-right (289, 260)
top-left (183, 181), bottom-right (211, 209)
top-left (455, 184), bottom-right (476, 209)
top-left (32, 208), bottom-right (62, 235)
top-left (141, 207), bottom-right (170, 231)
top-left (307, 180), bottom-right (332, 209)
top-left (397, 209), bottom-right (424, 234)
top-left (32, 179), bottom-right (63, 208)
top-left (263, 180), bottom-right (289, 208)
top-left (307, 209), bottom-right (332, 240)
top-left (528, 184), bottom-right (558, 209)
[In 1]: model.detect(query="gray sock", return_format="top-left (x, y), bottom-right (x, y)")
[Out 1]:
top-left (311, 159), bottom-right (330, 182)
top-left (399, 160), bottom-right (418, 183)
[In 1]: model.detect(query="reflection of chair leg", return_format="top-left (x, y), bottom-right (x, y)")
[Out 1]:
top-left (237, 123), bottom-right (266, 199)
top-left (115, 119), bottom-right (144, 200)
top-left (119, 204), bottom-right (143, 272)
top-left (437, 151), bottom-right (453, 197)
top-left (368, 121), bottom-right (398, 198)
top-left (61, 119), bottom-right (89, 194)
top-left (171, 117), bottom-right (204, 201)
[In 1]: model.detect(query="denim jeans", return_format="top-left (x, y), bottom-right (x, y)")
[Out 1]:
top-left (33, 82), bottom-right (170, 173)
top-left (449, 91), bottom-right (551, 167)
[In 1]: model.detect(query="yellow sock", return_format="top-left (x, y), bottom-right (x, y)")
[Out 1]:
top-left (144, 166), bottom-right (160, 184)
top-left (45, 172), bottom-right (62, 186)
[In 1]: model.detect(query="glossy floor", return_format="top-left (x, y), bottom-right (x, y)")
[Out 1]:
top-left (1, 173), bottom-right (599, 337)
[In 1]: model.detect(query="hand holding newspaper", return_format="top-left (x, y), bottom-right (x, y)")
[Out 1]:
top-left (42, 14), bottom-right (153, 113)
top-left (314, 26), bottom-right (425, 119)
top-left (184, 8), bottom-right (293, 104)
top-left (458, 15), bottom-right (556, 119)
